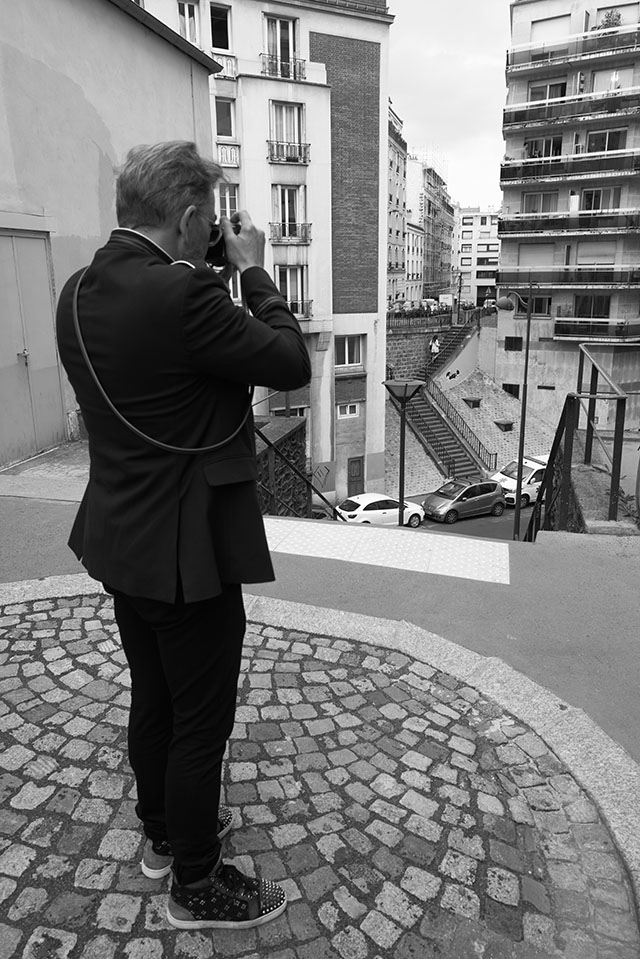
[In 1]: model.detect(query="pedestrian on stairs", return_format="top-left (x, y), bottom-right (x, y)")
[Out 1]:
top-left (430, 335), bottom-right (440, 360)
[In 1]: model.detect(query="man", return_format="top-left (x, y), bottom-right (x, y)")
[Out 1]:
top-left (56, 141), bottom-right (311, 929)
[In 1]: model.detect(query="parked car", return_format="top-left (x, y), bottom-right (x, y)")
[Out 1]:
top-left (491, 454), bottom-right (549, 508)
top-left (422, 479), bottom-right (506, 524)
top-left (335, 493), bottom-right (425, 528)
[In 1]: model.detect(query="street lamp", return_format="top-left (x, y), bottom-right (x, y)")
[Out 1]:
top-left (496, 280), bottom-right (534, 542)
top-left (383, 379), bottom-right (426, 526)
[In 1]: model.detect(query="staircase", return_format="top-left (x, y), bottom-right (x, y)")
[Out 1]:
top-left (425, 322), bottom-right (473, 377)
top-left (405, 391), bottom-right (480, 480)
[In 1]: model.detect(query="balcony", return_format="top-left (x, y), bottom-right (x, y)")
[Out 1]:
top-left (260, 53), bottom-right (306, 81)
top-left (554, 317), bottom-right (640, 341)
top-left (267, 140), bottom-right (311, 164)
top-left (216, 142), bottom-right (240, 167)
top-left (287, 299), bottom-right (313, 318)
top-left (497, 266), bottom-right (640, 288)
top-left (500, 149), bottom-right (640, 184)
top-left (211, 54), bottom-right (237, 78)
top-left (498, 209), bottom-right (640, 236)
top-left (269, 222), bottom-right (312, 244)
top-left (506, 24), bottom-right (640, 72)
top-left (503, 88), bottom-right (640, 128)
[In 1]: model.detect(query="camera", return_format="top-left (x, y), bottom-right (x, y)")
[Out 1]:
top-left (205, 230), bottom-right (227, 269)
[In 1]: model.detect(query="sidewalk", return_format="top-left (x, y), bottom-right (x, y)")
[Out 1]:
top-left (1, 443), bottom-right (640, 956)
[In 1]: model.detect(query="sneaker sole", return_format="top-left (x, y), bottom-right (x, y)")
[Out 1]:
top-left (141, 861), bottom-right (172, 880)
top-left (165, 897), bottom-right (287, 930)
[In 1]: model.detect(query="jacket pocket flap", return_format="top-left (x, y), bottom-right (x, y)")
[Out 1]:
top-left (203, 456), bottom-right (258, 487)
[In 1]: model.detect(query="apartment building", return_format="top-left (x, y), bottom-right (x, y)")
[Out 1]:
top-left (405, 222), bottom-right (426, 304)
top-left (453, 206), bottom-right (500, 306)
top-left (142, 0), bottom-right (393, 501)
top-left (407, 156), bottom-right (455, 300)
top-left (494, 0), bottom-right (640, 424)
top-left (387, 102), bottom-right (408, 306)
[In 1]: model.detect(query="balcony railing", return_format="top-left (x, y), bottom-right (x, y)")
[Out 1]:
top-left (500, 149), bottom-right (640, 183)
top-left (217, 143), bottom-right (240, 167)
top-left (506, 24), bottom-right (640, 71)
top-left (211, 54), bottom-right (237, 78)
top-left (497, 266), bottom-right (640, 287)
top-left (269, 222), bottom-right (312, 244)
top-left (287, 299), bottom-right (313, 318)
top-left (504, 88), bottom-right (640, 126)
top-left (498, 209), bottom-right (640, 235)
top-left (260, 53), bottom-right (306, 81)
top-left (267, 140), bottom-right (311, 164)
top-left (554, 318), bottom-right (640, 340)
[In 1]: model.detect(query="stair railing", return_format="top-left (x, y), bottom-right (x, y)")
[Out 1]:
top-left (425, 380), bottom-right (498, 471)
top-left (388, 394), bottom-right (458, 478)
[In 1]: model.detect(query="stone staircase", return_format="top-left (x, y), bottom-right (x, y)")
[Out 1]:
top-left (405, 390), bottom-right (480, 480)
top-left (425, 323), bottom-right (472, 377)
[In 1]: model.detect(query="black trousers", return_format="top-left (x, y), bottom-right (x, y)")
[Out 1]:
top-left (110, 583), bottom-right (245, 885)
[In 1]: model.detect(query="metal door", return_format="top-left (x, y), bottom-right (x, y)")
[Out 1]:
top-left (0, 232), bottom-right (66, 466)
top-left (347, 456), bottom-right (364, 497)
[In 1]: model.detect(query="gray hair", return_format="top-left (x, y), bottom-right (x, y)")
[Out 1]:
top-left (115, 141), bottom-right (224, 228)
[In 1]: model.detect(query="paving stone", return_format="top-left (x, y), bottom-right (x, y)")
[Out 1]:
top-left (0, 598), bottom-right (638, 958)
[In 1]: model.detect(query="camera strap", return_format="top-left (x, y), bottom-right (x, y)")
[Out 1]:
top-left (72, 268), bottom-right (253, 455)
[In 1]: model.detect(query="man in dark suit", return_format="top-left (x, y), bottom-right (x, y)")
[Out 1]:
top-left (56, 141), bottom-right (311, 930)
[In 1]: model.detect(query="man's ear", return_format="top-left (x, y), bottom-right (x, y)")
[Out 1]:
top-left (178, 205), bottom-right (197, 238)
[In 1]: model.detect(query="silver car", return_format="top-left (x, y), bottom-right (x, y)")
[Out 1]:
top-left (422, 479), bottom-right (506, 524)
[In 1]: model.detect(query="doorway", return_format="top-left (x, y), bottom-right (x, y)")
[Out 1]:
top-left (347, 456), bottom-right (364, 496)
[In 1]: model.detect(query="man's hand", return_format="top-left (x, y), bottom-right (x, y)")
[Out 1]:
top-left (221, 211), bottom-right (265, 274)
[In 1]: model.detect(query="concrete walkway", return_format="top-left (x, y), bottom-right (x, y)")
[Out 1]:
top-left (1, 442), bottom-right (640, 956)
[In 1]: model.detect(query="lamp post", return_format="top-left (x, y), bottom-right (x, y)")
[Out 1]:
top-left (496, 280), bottom-right (533, 541)
top-left (383, 379), bottom-right (426, 526)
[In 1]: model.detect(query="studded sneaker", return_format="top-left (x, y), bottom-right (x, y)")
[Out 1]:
top-left (166, 861), bottom-right (287, 929)
top-left (141, 805), bottom-right (234, 879)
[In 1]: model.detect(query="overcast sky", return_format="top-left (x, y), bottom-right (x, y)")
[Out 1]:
top-left (388, 0), bottom-right (512, 210)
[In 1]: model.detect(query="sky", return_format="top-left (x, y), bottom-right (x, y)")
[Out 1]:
top-left (388, 0), bottom-right (512, 210)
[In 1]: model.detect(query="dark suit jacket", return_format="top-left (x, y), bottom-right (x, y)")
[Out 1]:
top-left (56, 229), bottom-right (311, 603)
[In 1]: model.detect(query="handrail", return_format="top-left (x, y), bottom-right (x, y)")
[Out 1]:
top-left (392, 395), bottom-right (458, 478)
top-left (425, 379), bottom-right (497, 471)
top-left (254, 422), bottom-right (345, 521)
top-left (524, 343), bottom-right (637, 540)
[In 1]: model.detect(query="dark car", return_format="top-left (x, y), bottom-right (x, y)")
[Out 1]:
top-left (421, 479), bottom-right (506, 524)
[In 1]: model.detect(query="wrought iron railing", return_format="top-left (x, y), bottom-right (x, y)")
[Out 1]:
top-left (554, 319), bottom-right (640, 340)
top-left (497, 267), bottom-right (640, 287)
top-left (500, 150), bottom-right (640, 182)
top-left (524, 344), bottom-right (638, 541)
top-left (506, 24), bottom-right (640, 70)
top-left (499, 210), bottom-right (640, 235)
top-left (504, 89), bottom-right (640, 126)
top-left (287, 299), bottom-right (313, 318)
top-left (260, 53), bottom-right (306, 80)
top-left (425, 379), bottom-right (497, 471)
top-left (267, 140), bottom-right (311, 164)
top-left (269, 222), bottom-right (312, 243)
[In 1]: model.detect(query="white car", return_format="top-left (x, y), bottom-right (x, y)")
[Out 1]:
top-left (336, 493), bottom-right (425, 528)
top-left (491, 454), bottom-right (549, 508)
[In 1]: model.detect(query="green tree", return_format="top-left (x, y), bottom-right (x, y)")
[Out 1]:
top-left (593, 9), bottom-right (623, 30)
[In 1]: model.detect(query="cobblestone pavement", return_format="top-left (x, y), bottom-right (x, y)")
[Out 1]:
top-left (1, 593), bottom-right (639, 959)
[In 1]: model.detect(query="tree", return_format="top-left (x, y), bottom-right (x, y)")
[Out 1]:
top-left (592, 9), bottom-right (623, 30)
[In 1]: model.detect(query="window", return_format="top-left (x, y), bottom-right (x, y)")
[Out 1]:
top-left (215, 98), bottom-right (233, 138)
top-left (505, 337), bottom-right (523, 351)
top-left (338, 403), bottom-right (359, 418)
top-left (587, 129), bottom-right (627, 153)
top-left (519, 295), bottom-right (551, 315)
top-left (478, 243), bottom-right (499, 253)
top-left (463, 397), bottom-right (481, 409)
top-left (267, 16), bottom-right (296, 65)
top-left (276, 266), bottom-right (307, 313)
top-left (462, 216), bottom-right (473, 225)
top-left (272, 101), bottom-right (303, 143)
top-left (503, 384), bottom-right (520, 398)
top-left (461, 257), bottom-right (472, 266)
top-left (591, 67), bottom-right (633, 93)
top-left (522, 192), bottom-right (558, 214)
top-left (210, 5), bottom-right (229, 49)
top-left (272, 185), bottom-right (307, 238)
top-left (477, 257), bottom-right (498, 266)
top-left (480, 216), bottom-right (487, 225)
top-left (218, 183), bottom-right (238, 218)
top-left (581, 187), bottom-right (621, 211)
top-left (476, 270), bottom-right (496, 279)
top-left (495, 420), bottom-right (514, 433)
top-left (178, 2), bottom-right (198, 43)
top-left (461, 244), bottom-right (472, 252)
top-left (537, 384), bottom-right (556, 391)
top-left (335, 335), bottom-right (362, 367)
top-left (462, 230), bottom-right (472, 239)
top-left (574, 295), bottom-right (611, 318)
top-left (524, 136), bottom-right (562, 159)
top-left (529, 80), bottom-right (567, 101)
